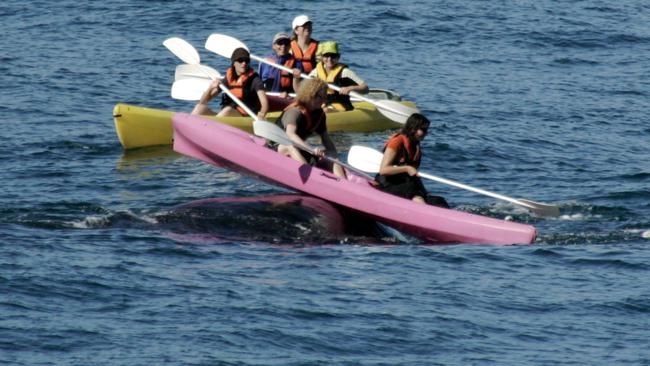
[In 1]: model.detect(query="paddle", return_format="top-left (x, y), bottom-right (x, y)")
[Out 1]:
top-left (163, 37), bottom-right (257, 117)
top-left (171, 78), bottom-right (212, 101)
top-left (173, 64), bottom-right (297, 101)
top-left (204, 33), bottom-right (419, 124)
top-left (174, 64), bottom-right (396, 102)
top-left (347, 145), bottom-right (560, 217)
top-left (174, 63), bottom-right (221, 81)
top-left (252, 120), bottom-right (373, 179)
top-left (163, 37), bottom-right (353, 176)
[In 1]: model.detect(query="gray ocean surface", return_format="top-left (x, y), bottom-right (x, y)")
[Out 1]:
top-left (1, 0), bottom-right (650, 364)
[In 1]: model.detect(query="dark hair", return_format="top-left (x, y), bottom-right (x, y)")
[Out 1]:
top-left (231, 47), bottom-right (250, 64)
top-left (401, 113), bottom-right (430, 140)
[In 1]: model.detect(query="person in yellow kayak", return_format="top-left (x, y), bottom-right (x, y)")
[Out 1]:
top-left (259, 32), bottom-right (300, 96)
top-left (192, 47), bottom-right (269, 119)
top-left (375, 113), bottom-right (449, 208)
top-left (294, 41), bottom-right (369, 112)
top-left (273, 78), bottom-right (346, 179)
top-left (290, 15), bottom-right (319, 74)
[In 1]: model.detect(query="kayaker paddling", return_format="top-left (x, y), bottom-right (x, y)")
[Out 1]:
top-left (273, 78), bottom-right (347, 179)
top-left (294, 41), bottom-right (369, 112)
top-left (375, 113), bottom-right (449, 207)
top-left (192, 48), bottom-right (269, 119)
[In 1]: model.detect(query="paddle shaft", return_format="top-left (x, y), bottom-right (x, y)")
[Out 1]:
top-left (164, 38), bottom-right (258, 118)
top-left (347, 145), bottom-right (560, 216)
top-left (294, 142), bottom-right (373, 180)
top-left (419, 172), bottom-right (535, 210)
top-left (188, 65), bottom-right (257, 118)
top-left (204, 33), bottom-right (418, 123)
top-left (249, 54), bottom-right (410, 117)
top-left (253, 121), bottom-right (373, 180)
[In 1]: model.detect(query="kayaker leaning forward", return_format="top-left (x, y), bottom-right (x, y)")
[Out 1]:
top-left (375, 113), bottom-right (449, 208)
top-left (192, 48), bottom-right (269, 120)
top-left (294, 41), bottom-right (369, 112)
top-left (272, 78), bottom-right (347, 179)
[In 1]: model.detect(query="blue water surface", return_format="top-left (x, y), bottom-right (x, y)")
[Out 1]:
top-left (1, 0), bottom-right (650, 364)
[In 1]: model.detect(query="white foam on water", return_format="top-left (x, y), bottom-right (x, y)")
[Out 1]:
top-left (69, 215), bottom-right (110, 229)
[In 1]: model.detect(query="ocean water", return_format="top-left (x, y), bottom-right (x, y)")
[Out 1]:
top-left (2, 0), bottom-right (650, 364)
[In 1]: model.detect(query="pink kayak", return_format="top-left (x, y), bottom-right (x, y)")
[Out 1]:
top-left (172, 113), bottom-right (537, 245)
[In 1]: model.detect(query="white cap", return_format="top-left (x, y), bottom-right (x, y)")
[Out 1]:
top-left (292, 15), bottom-right (311, 29)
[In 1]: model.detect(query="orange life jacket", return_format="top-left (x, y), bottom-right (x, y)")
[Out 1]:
top-left (279, 58), bottom-right (296, 89)
top-left (225, 67), bottom-right (257, 115)
top-left (290, 39), bottom-right (318, 73)
top-left (384, 134), bottom-right (421, 168)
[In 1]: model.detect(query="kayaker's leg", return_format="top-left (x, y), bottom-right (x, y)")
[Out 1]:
top-left (412, 195), bottom-right (426, 204)
top-left (217, 106), bottom-right (245, 117)
top-left (278, 145), bottom-right (308, 164)
top-left (191, 103), bottom-right (218, 116)
top-left (332, 162), bottom-right (347, 179)
top-left (192, 80), bottom-right (221, 116)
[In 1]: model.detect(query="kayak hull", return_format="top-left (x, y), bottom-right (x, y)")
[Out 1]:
top-left (172, 113), bottom-right (537, 245)
top-left (113, 100), bottom-right (412, 149)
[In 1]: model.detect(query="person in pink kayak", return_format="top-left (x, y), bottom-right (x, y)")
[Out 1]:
top-left (375, 113), bottom-right (449, 207)
top-left (192, 47), bottom-right (269, 119)
top-left (273, 78), bottom-right (346, 179)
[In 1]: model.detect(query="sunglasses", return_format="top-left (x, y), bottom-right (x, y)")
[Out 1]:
top-left (275, 39), bottom-right (290, 46)
top-left (322, 53), bottom-right (339, 59)
top-left (235, 58), bottom-right (250, 64)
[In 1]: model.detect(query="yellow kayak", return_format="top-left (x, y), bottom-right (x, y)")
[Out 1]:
top-left (113, 100), bottom-right (415, 150)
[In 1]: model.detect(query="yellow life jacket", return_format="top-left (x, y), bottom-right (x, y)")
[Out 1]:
top-left (316, 62), bottom-right (353, 111)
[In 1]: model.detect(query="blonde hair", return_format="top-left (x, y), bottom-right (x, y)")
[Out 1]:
top-left (296, 78), bottom-right (327, 106)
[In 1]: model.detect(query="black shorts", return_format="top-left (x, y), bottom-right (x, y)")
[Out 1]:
top-left (375, 173), bottom-right (449, 208)
top-left (375, 173), bottom-right (427, 199)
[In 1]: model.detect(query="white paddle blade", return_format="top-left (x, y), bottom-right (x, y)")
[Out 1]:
top-left (254, 122), bottom-right (373, 179)
top-left (205, 33), bottom-right (249, 59)
top-left (175, 64), bottom-right (221, 81)
top-left (347, 145), bottom-right (383, 173)
top-left (253, 120), bottom-right (293, 145)
top-left (373, 100), bottom-right (419, 124)
top-left (348, 145), bottom-right (560, 216)
top-left (163, 37), bottom-right (201, 65)
top-left (350, 89), bottom-right (401, 102)
top-left (171, 78), bottom-right (211, 101)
